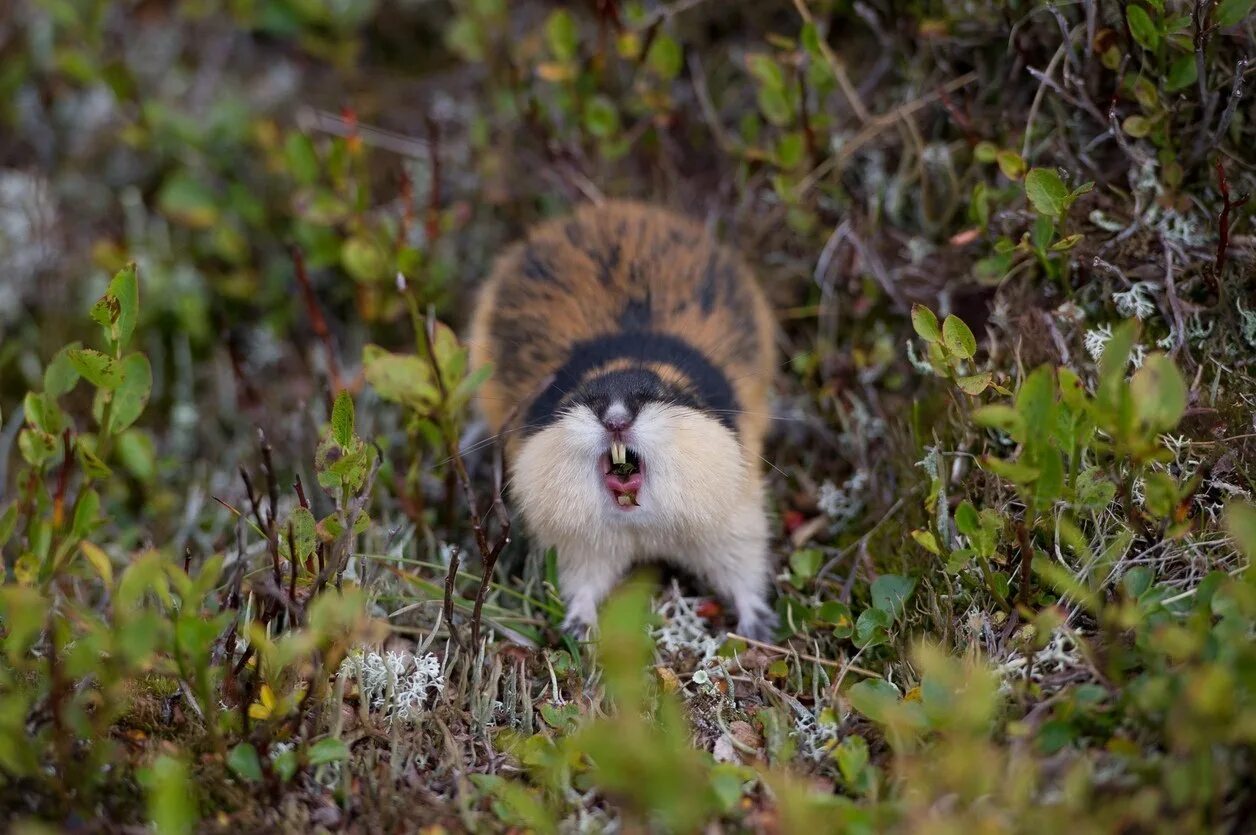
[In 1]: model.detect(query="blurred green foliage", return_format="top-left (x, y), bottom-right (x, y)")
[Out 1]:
top-left (2, 0), bottom-right (1255, 831)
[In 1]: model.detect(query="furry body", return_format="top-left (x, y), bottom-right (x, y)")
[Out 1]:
top-left (469, 200), bottom-right (776, 637)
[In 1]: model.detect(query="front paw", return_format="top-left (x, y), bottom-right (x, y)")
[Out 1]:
top-left (735, 607), bottom-right (779, 643)
top-left (560, 612), bottom-right (596, 642)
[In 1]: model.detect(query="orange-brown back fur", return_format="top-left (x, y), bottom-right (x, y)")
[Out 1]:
top-left (469, 200), bottom-right (775, 459)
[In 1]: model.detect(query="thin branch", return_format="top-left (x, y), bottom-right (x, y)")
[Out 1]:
top-left (291, 246), bottom-right (344, 395)
top-left (789, 0), bottom-right (871, 124)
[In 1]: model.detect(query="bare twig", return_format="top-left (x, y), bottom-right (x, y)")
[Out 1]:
top-left (1023, 38), bottom-right (1072, 160)
top-left (52, 428), bottom-right (73, 528)
top-left (424, 114), bottom-right (442, 245)
top-left (444, 545), bottom-right (464, 650)
top-left (687, 52), bottom-right (735, 153)
top-left (789, 0), bottom-right (871, 124)
top-left (1161, 237), bottom-right (1190, 359)
top-left (795, 72), bottom-right (979, 196)
top-left (1210, 57), bottom-right (1250, 153)
top-left (291, 246), bottom-right (344, 395)
top-left (421, 307), bottom-right (512, 649)
top-left (729, 633), bottom-right (883, 679)
top-left (1190, 0), bottom-right (1218, 163)
top-left (1214, 157), bottom-right (1251, 278)
top-left (629, 0), bottom-right (710, 31)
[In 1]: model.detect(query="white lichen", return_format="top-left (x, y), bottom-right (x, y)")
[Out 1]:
top-left (338, 648), bottom-right (444, 724)
top-left (1238, 299), bottom-right (1256, 348)
top-left (1111, 282), bottom-right (1157, 321)
top-left (1084, 324), bottom-right (1146, 367)
top-left (817, 471), bottom-right (869, 531)
top-left (652, 585), bottom-right (724, 667)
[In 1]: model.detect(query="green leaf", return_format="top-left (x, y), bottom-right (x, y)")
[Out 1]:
top-left (1032, 450), bottom-right (1065, 510)
top-left (853, 608), bottom-right (891, 648)
top-left (1122, 566), bottom-right (1154, 599)
top-left (835, 735), bottom-right (873, 794)
top-left (973, 404), bottom-right (1025, 438)
top-left (954, 501), bottom-right (980, 537)
top-left (646, 34), bottom-right (682, 80)
top-left (847, 679), bottom-right (900, 722)
top-left (1097, 321), bottom-right (1139, 407)
top-left (746, 53), bottom-right (786, 90)
top-left (80, 541), bottom-right (113, 587)
top-left (981, 455), bottom-right (1041, 484)
top-left (1165, 52), bottom-right (1198, 92)
top-left (1024, 168), bottom-right (1070, 219)
top-left (117, 430), bottom-right (156, 483)
top-left (1123, 115), bottom-right (1152, 138)
top-left (911, 304), bottom-right (941, 342)
top-left (23, 392), bottom-right (62, 435)
top-left (44, 342), bottom-right (83, 398)
top-left (362, 345), bottom-right (439, 409)
top-left (76, 438), bottom-right (112, 479)
top-left (272, 748), bottom-right (298, 782)
top-left (789, 548), bottom-right (823, 581)
top-left (284, 133), bottom-right (321, 185)
top-left (71, 488), bottom-right (100, 539)
top-left (1143, 472), bottom-right (1179, 518)
top-left (107, 354), bottom-right (152, 434)
top-left (942, 315), bottom-right (977, 359)
top-left (340, 235), bottom-right (389, 283)
top-left (19, 428), bottom-right (58, 466)
top-left (1016, 365), bottom-right (1057, 447)
top-left (775, 132), bottom-right (805, 169)
top-left (996, 149), bottom-right (1026, 180)
top-left (1075, 467), bottom-right (1117, 510)
top-left (911, 529), bottom-right (940, 555)
top-left (815, 600), bottom-right (854, 639)
top-left (142, 754), bottom-right (197, 835)
top-left (90, 264), bottom-right (139, 348)
top-left (1050, 233), bottom-right (1084, 251)
top-left (1127, 5), bottom-right (1160, 51)
top-left (756, 86), bottom-right (792, 126)
top-left (331, 390), bottom-right (354, 446)
top-left (68, 348), bottom-right (123, 390)
top-left (1217, 0), bottom-right (1256, 26)
top-left (157, 174), bottom-right (219, 229)
top-left (0, 504), bottom-right (17, 549)
top-left (545, 9), bottom-right (578, 61)
top-left (871, 575), bottom-right (916, 620)
top-left (307, 737), bottom-right (350, 766)
top-left (1130, 353), bottom-right (1187, 434)
top-left (1224, 502), bottom-right (1256, 561)
top-left (227, 743), bottom-right (264, 782)
top-left (957, 372), bottom-right (992, 395)
top-left (582, 96), bottom-right (620, 138)
top-left (282, 506), bottom-right (317, 563)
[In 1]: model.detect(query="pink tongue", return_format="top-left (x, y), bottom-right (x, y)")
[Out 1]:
top-left (605, 472), bottom-right (643, 494)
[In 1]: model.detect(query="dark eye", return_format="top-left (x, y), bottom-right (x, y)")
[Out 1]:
top-left (581, 392), bottom-right (610, 415)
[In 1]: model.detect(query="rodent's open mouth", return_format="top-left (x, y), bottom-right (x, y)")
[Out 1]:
top-left (601, 441), bottom-right (643, 510)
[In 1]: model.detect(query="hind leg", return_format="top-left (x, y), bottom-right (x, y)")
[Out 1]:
top-left (689, 506), bottom-right (777, 641)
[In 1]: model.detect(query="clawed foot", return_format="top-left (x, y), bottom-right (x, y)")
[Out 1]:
top-left (734, 605), bottom-right (779, 643)
top-left (560, 612), bottom-right (596, 642)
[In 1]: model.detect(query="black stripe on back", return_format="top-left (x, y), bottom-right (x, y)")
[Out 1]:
top-left (524, 332), bottom-right (738, 433)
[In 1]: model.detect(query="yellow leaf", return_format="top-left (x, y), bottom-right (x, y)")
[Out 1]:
top-left (80, 541), bottom-right (113, 588)
top-left (535, 62), bottom-right (576, 82)
top-left (249, 684), bottom-right (276, 720)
